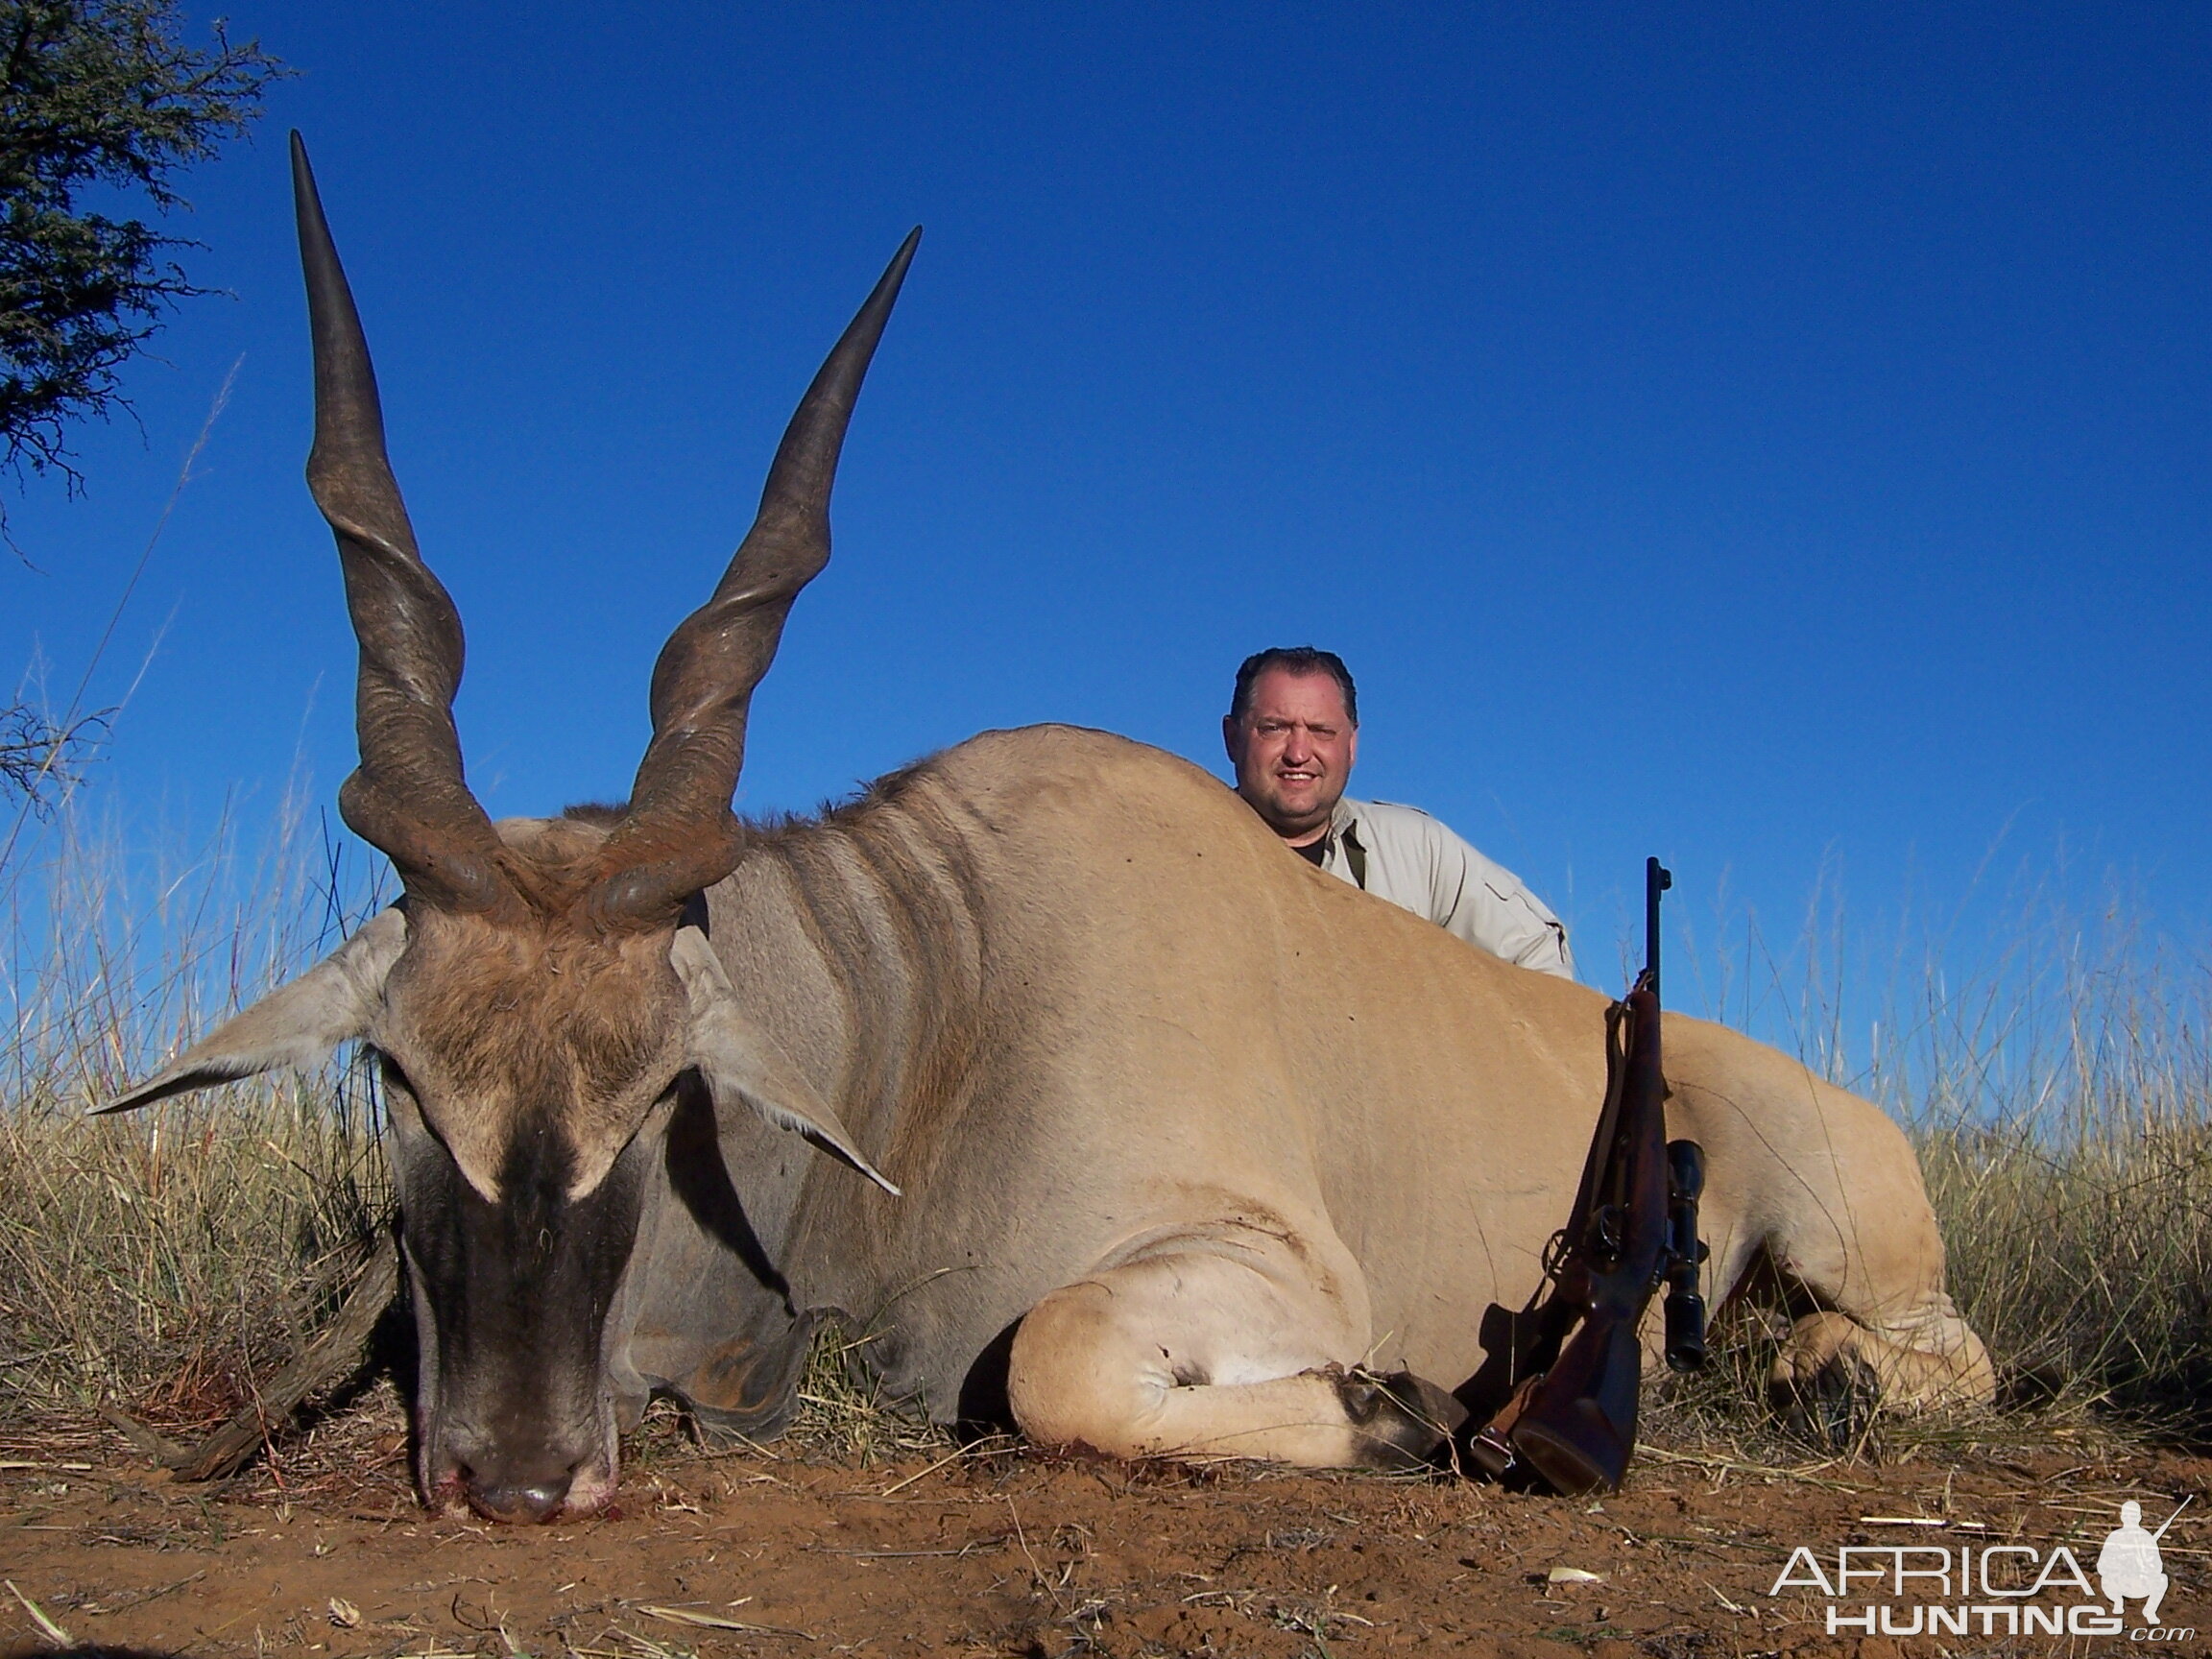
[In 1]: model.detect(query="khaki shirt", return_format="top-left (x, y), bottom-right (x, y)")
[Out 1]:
top-left (1314, 797), bottom-right (1575, 978)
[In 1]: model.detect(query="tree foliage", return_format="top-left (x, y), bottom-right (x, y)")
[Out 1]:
top-left (0, 0), bottom-right (283, 491)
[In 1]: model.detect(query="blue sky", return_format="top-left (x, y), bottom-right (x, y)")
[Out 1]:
top-left (4, 4), bottom-right (2206, 1013)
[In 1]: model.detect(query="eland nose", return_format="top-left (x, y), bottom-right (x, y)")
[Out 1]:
top-left (464, 1466), bottom-right (573, 1525)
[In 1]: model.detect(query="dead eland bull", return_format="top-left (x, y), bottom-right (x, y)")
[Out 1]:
top-left (101, 138), bottom-right (1994, 1524)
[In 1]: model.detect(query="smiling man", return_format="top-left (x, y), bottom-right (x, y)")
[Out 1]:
top-left (1223, 646), bottom-right (1574, 978)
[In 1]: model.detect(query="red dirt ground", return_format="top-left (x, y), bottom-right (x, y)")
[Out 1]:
top-left (3, 1399), bottom-right (2206, 1658)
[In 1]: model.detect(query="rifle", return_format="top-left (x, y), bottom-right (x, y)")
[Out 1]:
top-left (1468, 856), bottom-right (1709, 1494)
top-left (2152, 1497), bottom-right (2193, 1543)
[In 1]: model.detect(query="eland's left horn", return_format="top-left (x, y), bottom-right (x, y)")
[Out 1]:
top-left (587, 228), bottom-right (922, 926)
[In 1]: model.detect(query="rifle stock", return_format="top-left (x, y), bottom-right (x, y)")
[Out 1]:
top-left (1507, 1304), bottom-right (1644, 1495)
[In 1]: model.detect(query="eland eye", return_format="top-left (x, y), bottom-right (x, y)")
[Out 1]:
top-left (373, 1052), bottom-right (440, 1143)
top-left (374, 1050), bottom-right (417, 1098)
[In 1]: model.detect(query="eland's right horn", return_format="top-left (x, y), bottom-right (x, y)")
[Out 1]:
top-left (293, 132), bottom-right (515, 916)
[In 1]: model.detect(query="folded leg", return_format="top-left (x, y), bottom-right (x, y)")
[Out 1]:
top-left (1005, 1233), bottom-right (1458, 1468)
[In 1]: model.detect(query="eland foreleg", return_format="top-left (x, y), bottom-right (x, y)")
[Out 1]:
top-left (1004, 1219), bottom-right (1460, 1468)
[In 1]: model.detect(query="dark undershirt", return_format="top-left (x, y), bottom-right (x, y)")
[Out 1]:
top-left (1292, 836), bottom-right (1329, 868)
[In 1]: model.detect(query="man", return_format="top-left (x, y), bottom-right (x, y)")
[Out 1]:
top-left (1223, 646), bottom-right (1575, 978)
top-left (2097, 1501), bottom-right (2173, 1625)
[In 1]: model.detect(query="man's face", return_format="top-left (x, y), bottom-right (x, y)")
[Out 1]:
top-left (1223, 667), bottom-right (1358, 845)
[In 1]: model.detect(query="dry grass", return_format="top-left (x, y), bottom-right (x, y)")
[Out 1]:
top-left (3, 795), bottom-right (2207, 1472)
top-left (0, 1083), bottom-right (386, 1424)
top-left (1923, 1121), bottom-right (2212, 1429)
top-left (1697, 873), bottom-right (2212, 1437)
top-left (0, 791), bottom-right (392, 1435)
top-left (1911, 954), bottom-right (2212, 1431)
top-left (781, 1322), bottom-right (956, 1465)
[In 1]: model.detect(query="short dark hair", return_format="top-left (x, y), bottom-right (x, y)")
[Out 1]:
top-left (1229, 646), bottom-right (1358, 726)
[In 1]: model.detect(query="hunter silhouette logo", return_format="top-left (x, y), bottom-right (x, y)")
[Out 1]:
top-left (1768, 1496), bottom-right (2194, 1640)
top-left (2100, 1498), bottom-right (2185, 1627)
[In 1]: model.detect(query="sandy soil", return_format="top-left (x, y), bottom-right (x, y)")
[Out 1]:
top-left (3, 1399), bottom-right (2206, 1659)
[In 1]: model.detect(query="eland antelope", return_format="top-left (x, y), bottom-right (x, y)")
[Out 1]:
top-left (100, 137), bottom-right (1994, 1524)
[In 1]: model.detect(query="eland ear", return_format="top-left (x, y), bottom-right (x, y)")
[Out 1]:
top-left (92, 908), bottom-right (410, 1116)
top-left (670, 926), bottom-right (901, 1197)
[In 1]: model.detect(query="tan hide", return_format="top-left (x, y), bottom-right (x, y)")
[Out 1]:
top-left (701, 724), bottom-right (1994, 1468)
